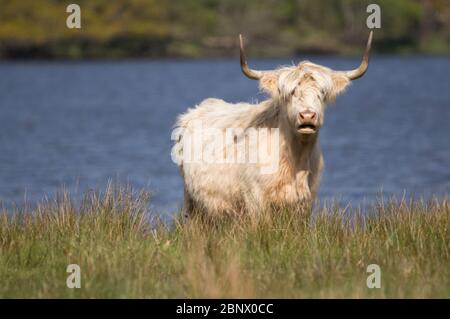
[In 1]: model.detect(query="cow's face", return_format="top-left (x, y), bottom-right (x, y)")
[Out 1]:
top-left (238, 31), bottom-right (372, 137)
top-left (259, 63), bottom-right (350, 136)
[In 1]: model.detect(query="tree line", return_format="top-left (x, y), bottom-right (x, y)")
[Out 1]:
top-left (0, 0), bottom-right (448, 59)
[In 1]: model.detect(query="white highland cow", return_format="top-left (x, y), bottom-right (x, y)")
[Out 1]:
top-left (173, 31), bottom-right (373, 217)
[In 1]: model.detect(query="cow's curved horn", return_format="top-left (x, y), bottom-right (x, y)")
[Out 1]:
top-left (239, 34), bottom-right (263, 80)
top-left (344, 31), bottom-right (373, 80)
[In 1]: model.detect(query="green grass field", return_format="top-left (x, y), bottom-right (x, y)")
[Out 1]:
top-left (0, 185), bottom-right (448, 298)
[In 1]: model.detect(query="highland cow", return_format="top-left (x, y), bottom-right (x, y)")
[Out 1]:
top-left (173, 32), bottom-right (373, 217)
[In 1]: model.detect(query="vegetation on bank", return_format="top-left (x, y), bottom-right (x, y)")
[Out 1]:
top-left (0, 185), bottom-right (448, 298)
top-left (1, 0), bottom-right (449, 59)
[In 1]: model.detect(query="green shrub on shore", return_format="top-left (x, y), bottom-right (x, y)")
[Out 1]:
top-left (0, 185), bottom-right (448, 298)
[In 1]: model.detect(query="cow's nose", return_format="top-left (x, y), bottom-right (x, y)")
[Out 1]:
top-left (298, 111), bottom-right (316, 121)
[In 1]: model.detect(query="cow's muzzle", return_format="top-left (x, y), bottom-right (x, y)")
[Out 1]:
top-left (297, 111), bottom-right (317, 134)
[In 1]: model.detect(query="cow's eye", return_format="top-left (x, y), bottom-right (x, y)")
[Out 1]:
top-left (316, 91), bottom-right (324, 100)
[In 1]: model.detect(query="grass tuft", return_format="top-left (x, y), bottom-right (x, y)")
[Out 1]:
top-left (0, 186), bottom-right (448, 298)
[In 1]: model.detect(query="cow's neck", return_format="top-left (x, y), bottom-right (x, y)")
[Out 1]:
top-left (266, 98), bottom-right (318, 172)
top-left (252, 99), bottom-right (318, 202)
top-left (279, 116), bottom-right (318, 172)
top-left (251, 99), bottom-right (318, 172)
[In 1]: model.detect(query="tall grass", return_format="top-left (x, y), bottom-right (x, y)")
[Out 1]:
top-left (0, 185), bottom-right (448, 298)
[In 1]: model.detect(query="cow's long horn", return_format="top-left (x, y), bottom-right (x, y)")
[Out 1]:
top-left (344, 31), bottom-right (373, 80)
top-left (239, 34), bottom-right (263, 80)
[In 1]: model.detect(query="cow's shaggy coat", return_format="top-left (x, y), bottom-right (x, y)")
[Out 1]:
top-left (174, 33), bottom-right (372, 217)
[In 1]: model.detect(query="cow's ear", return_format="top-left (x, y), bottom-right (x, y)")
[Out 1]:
top-left (259, 72), bottom-right (279, 96)
top-left (329, 72), bottom-right (351, 102)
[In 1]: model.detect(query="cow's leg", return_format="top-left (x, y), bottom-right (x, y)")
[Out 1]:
top-left (182, 187), bottom-right (194, 220)
top-left (309, 152), bottom-right (324, 201)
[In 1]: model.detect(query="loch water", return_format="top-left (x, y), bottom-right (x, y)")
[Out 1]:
top-left (0, 57), bottom-right (449, 215)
